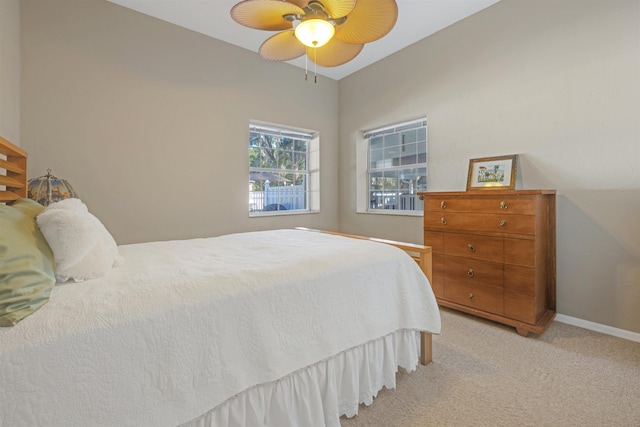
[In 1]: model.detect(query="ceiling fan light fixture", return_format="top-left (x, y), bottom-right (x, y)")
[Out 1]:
top-left (294, 19), bottom-right (335, 48)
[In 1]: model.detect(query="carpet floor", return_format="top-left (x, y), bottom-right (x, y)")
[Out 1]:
top-left (340, 308), bottom-right (640, 427)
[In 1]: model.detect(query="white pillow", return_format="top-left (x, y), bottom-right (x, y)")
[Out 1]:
top-left (36, 198), bottom-right (122, 282)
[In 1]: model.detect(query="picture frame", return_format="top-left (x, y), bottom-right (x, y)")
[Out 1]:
top-left (466, 154), bottom-right (518, 191)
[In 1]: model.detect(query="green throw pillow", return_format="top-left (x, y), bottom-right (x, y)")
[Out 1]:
top-left (0, 198), bottom-right (55, 326)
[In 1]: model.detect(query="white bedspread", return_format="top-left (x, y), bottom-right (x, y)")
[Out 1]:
top-left (0, 229), bottom-right (440, 427)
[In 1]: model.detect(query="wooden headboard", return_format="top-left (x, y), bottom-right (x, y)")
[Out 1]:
top-left (0, 135), bottom-right (27, 204)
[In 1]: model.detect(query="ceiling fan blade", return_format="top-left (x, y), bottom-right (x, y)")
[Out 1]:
top-left (259, 30), bottom-right (307, 61)
top-left (285, 0), bottom-right (307, 8)
top-left (231, 0), bottom-right (304, 31)
top-left (289, 0), bottom-right (356, 19)
top-left (334, 0), bottom-right (398, 44)
top-left (308, 37), bottom-right (363, 67)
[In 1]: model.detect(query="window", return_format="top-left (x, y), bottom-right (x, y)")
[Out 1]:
top-left (365, 118), bottom-right (427, 213)
top-left (249, 122), bottom-right (318, 215)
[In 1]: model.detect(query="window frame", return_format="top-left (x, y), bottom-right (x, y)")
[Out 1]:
top-left (248, 121), bottom-right (319, 217)
top-left (357, 117), bottom-right (428, 216)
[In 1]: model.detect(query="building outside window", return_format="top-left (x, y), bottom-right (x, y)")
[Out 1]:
top-left (365, 118), bottom-right (427, 213)
top-left (249, 122), bottom-right (318, 215)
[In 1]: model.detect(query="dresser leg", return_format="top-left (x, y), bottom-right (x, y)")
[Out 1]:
top-left (516, 327), bottom-right (529, 337)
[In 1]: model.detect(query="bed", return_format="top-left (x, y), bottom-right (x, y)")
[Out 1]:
top-left (0, 135), bottom-right (441, 427)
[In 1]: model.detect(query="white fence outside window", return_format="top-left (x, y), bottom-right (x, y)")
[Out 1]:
top-left (249, 184), bottom-right (307, 212)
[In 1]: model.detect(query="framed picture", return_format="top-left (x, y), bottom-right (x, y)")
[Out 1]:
top-left (466, 154), bottom-right (518, 191)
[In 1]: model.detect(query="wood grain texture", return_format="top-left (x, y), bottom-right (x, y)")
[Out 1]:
top-left (0, 136), bottom-right (27, 203)
top-left (419, 190), bottom-right (556, 336)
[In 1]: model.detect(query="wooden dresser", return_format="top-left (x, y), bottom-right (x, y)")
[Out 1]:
top-left (418, 190), bottom-right (556, 336)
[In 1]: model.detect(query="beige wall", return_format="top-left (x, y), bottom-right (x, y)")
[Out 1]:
top-left (339, 0), bottom-right (640, 333)
top-left (19, 0), bottom-right (640, 334)
top-left (0, 0), bottom-right (20, 143)
top-left (20, 0), bottom-right (340, 244)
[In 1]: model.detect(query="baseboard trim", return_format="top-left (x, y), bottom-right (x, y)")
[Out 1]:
top-left (554, 314), bottom-right (640, 343)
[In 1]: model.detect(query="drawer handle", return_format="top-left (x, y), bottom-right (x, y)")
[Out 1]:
top-left (500, 220), bottom-right (507, 227)
top-left (440, 201), bottom-right (446, 209)
top-left (469, 293), bottom-right (475, 302)
top-left (468, 243), bottom-right (475, 252)
top-left (467, 268), bottom-right (475, 278)
top-left (441, 217), bottom-right (447, 225)
top-left (500, 201), bottom-right (508, 210)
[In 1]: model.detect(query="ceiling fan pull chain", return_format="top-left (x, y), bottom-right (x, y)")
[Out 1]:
top-left (305, 53), bottom-right (308, 81)
top-left (314, 49), bottom-right (318, 84)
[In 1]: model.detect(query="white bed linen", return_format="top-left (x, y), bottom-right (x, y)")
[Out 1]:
top-left (0, 229), bottom-right (440, 427)
top-left (185, 329), bottom-right (422, 427)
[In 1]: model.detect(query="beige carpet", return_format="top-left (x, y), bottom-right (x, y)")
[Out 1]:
top-left (340, 308), bottom-right (640, 427)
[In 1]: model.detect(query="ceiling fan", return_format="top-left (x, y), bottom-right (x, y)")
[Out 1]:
top-left (230, 0), bottom-right (398, 72)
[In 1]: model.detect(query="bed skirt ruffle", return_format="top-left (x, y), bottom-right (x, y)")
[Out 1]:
top-left (182, 329), bottom-right (422, 427)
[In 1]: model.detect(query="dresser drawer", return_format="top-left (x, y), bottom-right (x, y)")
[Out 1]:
top-left (504, 265), bottom-right (535, 295)
top-left (443, 256), bottom-right (503, 289)
top-left (504, 238), bottom-right (535, 267)
top-left (443, 233), bottom-right (503, 263)
top-left (424, 230), bottom-right (444, 253)
top-left (505, 292), bottom-right (537, 324)
top-left (425, 212), bottom-right (535, 235)
top-left (424, 196), bottom-right (537, 214)
top-left (444, 282), bottom-right (504, 315)
top-left (430, 253), bottom-right (445, 298)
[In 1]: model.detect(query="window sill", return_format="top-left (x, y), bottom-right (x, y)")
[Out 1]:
top-left (249, 210), bottom-right (319, 218)
top-left (356, 209), bottom-right (423, 217)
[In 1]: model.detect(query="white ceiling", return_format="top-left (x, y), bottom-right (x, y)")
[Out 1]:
top-left (106, 0), bottom-right (500, 80)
